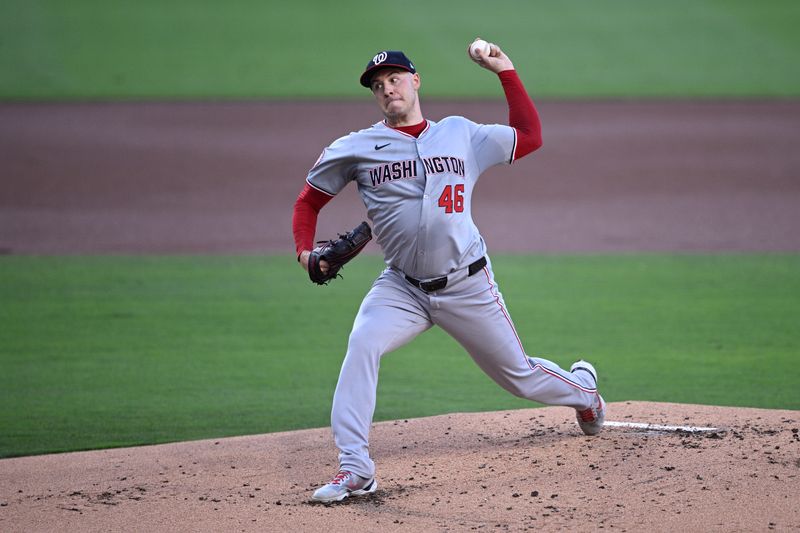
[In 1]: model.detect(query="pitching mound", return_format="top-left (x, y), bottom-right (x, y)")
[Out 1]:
top-left (1, 402), bottom-right (798, 532)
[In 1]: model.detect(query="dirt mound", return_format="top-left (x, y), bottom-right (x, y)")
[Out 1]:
top-left (1, 402), bottom-right (798, 532)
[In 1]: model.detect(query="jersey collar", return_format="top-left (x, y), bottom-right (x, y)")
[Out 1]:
top-left (381, 119), bottom-right (430, 139)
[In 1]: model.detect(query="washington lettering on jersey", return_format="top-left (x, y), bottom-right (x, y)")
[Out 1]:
top-left (368, 159), bottom-right (418, 187)
top-left (422, 156), bottom-right (465, 178)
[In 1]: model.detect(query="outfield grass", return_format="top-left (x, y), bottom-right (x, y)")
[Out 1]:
top-left (1, 0), bottom-right (799, 99)
top-left (1, 254), bottom-right (798, 458)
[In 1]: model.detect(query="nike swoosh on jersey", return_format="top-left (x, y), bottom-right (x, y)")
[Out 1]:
top-left (374, 143), bottom-right (391, 150)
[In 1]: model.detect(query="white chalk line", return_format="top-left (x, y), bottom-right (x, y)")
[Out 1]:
top-left (603, 421), bottom-right (723, 433)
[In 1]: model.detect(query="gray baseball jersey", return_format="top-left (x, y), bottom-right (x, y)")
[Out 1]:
top-left (306, 117), bottom-right (515, 279)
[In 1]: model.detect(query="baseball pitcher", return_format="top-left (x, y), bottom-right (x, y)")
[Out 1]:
top-left (292, 40), bottom-right (606, 503)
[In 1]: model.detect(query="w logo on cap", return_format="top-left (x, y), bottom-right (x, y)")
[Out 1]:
top-left (360, 50), bottom-right (416, 88)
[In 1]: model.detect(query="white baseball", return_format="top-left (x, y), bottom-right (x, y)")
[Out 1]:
top-left (469, 39), bottom-right (491, 59)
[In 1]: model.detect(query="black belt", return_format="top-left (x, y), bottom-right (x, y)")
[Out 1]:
top-left (405, 256), bottom-right (487, 293)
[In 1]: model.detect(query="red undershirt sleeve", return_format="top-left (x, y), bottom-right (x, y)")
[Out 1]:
top-left (498, 69), bottom-right (543, 160)
top-left (292, 182), bottom-right (334, 258)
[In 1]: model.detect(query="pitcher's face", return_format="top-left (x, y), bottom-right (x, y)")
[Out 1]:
top-left (369, 69), bottom-right (421, 124)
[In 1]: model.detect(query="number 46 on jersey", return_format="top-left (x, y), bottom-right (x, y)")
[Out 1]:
top-left (438, 184), bottom-right (465, 213)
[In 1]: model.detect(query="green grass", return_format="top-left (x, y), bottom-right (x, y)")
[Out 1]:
top-left (1, 254), bottom-right (798, 458)
top-left (1, 0), bottom-right (799, 99)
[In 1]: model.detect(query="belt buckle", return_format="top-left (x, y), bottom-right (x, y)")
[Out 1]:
top-left (419, 276), bottom-right (447, 293)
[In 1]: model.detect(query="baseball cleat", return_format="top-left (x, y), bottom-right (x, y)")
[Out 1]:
top-left (311, 470), bottom-right (377, 503)
top-left (571, 360), bottom-right (605, 436)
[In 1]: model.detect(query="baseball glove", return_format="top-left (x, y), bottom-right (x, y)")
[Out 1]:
top-left (308, 221), bottom-right (372, 285)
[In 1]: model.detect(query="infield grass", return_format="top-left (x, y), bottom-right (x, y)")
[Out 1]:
top-left (1, 254), bottom-right (798, 458)
top-left (2, 0), bottom-right (799, 99)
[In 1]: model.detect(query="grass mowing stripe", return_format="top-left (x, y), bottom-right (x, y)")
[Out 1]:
top-left (1, 254), bottom-right (798, 457)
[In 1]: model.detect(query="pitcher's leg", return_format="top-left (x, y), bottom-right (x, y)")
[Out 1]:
top-left (435, 263), bottom-right (599, 410)
top-left (331, 269), bottom-right (431, 479)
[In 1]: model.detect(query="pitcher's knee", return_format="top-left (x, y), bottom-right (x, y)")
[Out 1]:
top-left (347, 327), bottom-right (382, 356)
top-left (497, 378), bottom-right (530, 399)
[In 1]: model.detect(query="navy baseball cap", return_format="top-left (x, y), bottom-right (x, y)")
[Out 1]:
top-left (360, 50), bottom-right (416, 88)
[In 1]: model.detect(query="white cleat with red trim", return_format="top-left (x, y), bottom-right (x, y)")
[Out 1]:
top-left (570, 360), bottom-right (605, 436)
top-left (311, 470), bottom-right (377, 503)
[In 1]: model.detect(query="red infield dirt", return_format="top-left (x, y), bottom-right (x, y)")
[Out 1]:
top-left (1, 101), bottom-right (799, 531)
top-left (1, 100), bottom-right (799, 254)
